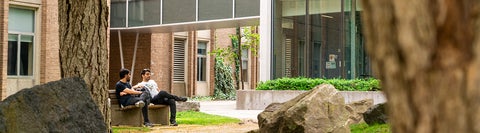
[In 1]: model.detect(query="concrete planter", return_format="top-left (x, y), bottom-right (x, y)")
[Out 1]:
top-left (236, 90), bottom-right (386, 110)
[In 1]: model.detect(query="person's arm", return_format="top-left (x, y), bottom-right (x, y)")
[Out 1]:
top-left (132, 83), bottom-right (144, 90)
top-left (122, 88), bottom-right (143, 95)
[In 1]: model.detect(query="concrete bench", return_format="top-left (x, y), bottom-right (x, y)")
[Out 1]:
top-left (109, 90), bottom-right (169, 127)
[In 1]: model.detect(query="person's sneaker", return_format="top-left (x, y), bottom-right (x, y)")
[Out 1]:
top-left (144, 122), bottom-right (153, 127)
top-left (135, 101), bottom-right (145, 107)
top-left (179, 97), bottom-right (188, 102)
top-left (170, 121), bottom-right (178, 126)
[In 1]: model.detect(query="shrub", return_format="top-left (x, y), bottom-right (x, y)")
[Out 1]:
top-left (256, 77), bottom-right (380, 91)
top-left (213, 57), bottom-right (236, 100)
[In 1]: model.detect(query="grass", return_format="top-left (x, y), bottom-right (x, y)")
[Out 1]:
top-left (112, 126), bottom-right (150, 133)
top-left (112, 111), bottom-right (241, 132)
top-left (190, 96), bottom-right (215, 101)
top-left (177, 111), bottom-right (241, 125)
top-left (350, 123), bottom-right (391, 133)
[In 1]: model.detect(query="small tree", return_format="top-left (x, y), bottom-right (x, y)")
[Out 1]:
top-left (213, 56), bottom-right (236, 100)
top-left (210, 26), bottom-right (260, 90)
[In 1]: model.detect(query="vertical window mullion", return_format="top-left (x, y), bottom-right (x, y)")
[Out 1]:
top-left (16, 34), bottom-right (21, 76)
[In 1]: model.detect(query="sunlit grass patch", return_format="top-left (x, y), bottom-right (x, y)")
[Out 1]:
top-left (350, 123), bottom-right (390, 133)
top-left (177, 111), bottom-right (241, 125)
top-left (112, 126), bottom-right (150, 133)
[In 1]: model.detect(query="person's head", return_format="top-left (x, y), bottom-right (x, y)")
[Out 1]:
top-left (119, 68), bottom-right (130, 81)
top-left (141, 69), bottom-right (151, 81)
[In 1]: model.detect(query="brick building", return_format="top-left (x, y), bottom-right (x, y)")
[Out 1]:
top-left (2, 0), bottom-right (371, 99)
top-left (1, 0), bottom-right (61, 100)
top-left (1, 0), bottom-right (260, 99)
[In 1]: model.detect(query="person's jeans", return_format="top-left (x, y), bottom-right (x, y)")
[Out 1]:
top-left (125, 91), bottom-right (151, 123)
top-left (151, 91), bottom-right (180, 122)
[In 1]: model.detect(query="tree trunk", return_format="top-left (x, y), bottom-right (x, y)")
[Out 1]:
top-left (58, 0), bottom-right (110, 131)
top-left (360, 0), bottom-right (480, 132)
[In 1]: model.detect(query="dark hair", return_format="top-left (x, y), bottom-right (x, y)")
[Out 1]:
top-left (141, 69), bottom-right (151, 76)
top-left (119, 68), bottom-right (130, 79)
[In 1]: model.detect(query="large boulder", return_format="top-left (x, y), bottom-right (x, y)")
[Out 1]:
top-left (0, 77), bottom-right (107, 132)
top-left (345, 99), bottom-right (374, 125)
top-left (363, 103), bottom-right (388, 125)
top-left (258, 84), bottom-right (350, 133)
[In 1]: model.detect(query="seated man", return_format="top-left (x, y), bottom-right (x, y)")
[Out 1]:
top-left (135, 69), bottom-right (187, 126)
top-left (116, 68), bottom-right (153, 127)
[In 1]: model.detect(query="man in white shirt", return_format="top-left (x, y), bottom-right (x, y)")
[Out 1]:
top-left (136, 69), bottom-right (187, 126)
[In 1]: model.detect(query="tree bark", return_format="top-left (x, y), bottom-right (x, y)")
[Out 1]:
top-left (58, 0), bottom-right (110, 131)
top-left (360, 0), bottom-right (480, 132)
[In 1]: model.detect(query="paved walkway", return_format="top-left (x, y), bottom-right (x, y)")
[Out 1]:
top-left (198, 101), bottom-right (263, 122)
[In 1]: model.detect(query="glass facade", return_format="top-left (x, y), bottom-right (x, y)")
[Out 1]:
top-left (110, 0), bottom-right (260, 28)
top-left (163, 0), bottom-right (196, 24)
top-left (198, 0), bottom-right (233, 21)
top-left (128, 0), bottom-right (161, 27)
top-left (235, 0), bottom-right (260, 18)
top-left (111, 0), bottom-right (127, 27)
top-left (272, 0), bottom-right (369, 79)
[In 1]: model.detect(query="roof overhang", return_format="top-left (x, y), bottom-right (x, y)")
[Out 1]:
top-left (110, 16), bottom-right (259, 33)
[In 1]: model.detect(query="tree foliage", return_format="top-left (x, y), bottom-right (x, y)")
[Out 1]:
top-left (213, 57), bottom-right (236, 100)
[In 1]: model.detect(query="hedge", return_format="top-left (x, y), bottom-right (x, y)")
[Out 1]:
top-left (256, 77), bottom-right (381, 91)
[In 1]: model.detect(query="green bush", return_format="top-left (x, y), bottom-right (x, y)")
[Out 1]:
top-left (256, 77), bottom-right (381, 91)
top-left (213, 57), bottom-right (236, 100)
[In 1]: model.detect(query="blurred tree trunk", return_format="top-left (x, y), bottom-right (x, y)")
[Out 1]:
top-left (58, 0), bottom-right (110, 131)
top-left (360, 0), bottom-right (480, 132)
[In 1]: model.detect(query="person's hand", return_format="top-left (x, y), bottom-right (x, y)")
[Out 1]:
top-left (133, 85), bottom-right (144, 90)
top-left (120, 92), bottom-right (127, 96)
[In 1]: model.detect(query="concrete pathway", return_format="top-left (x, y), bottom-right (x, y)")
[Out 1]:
top-left (198, 101), bottom-right (263, 122)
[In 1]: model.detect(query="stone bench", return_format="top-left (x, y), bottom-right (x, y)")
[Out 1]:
top-left (109, 90), bottom-right (169, 127)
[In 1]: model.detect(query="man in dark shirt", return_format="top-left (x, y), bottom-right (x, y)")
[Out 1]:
top-left (115, 68), bottom-right (153, 127)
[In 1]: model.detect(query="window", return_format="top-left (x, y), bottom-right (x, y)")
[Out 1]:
top-left (173, 39), bottom-right (186, 82)
top-left (197, 42), bottom-right (207, 81)
top-left (8, 7), bottom-right (35, 76)
top-left (241, 49), bottom-right (248, 82)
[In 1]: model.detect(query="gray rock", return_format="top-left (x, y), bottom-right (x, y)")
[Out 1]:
top-left (0, 77), bottom-right (107, 133)
top-left (258, 84), bottom-right (350, 133)
top-left (363, 103), bottom-right (388, 125)
top-left (176, 101), bottom-right (200, 112)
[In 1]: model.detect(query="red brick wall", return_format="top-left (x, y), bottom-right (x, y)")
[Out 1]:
top-left (109, 32), bottom-right (151, 89)
top-left (0, 1), bottom-right (8, 100)
top-left (214, 28), bottom-right (237, 88)
top-left (209, 29), bottom-right (215, 95)
top-left (186, 31), bottom-right (196, 97)
top-left (41, 0), bottom-right (61, 84)
top-left (150, 33), bottom-right (172, 93)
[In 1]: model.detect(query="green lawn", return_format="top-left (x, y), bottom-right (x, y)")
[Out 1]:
top-left (112, 111), bottom-right (241, 133)
top-left (177, 111), bottom-right (241, 125)
top-left (350, 123), bottom-right (390, 133)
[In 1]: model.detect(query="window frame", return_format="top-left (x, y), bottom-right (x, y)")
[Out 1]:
top-left (7, 6), bottom-right (36, 78)
top-left (196, 41), bottom-right (208, 82)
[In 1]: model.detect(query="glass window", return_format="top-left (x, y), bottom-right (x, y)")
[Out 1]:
top-left (198, 0), bottom-right (232, 21)
top-left (8, 34), bottom-right (34, 76)
top-left (241, 49), bottom-right (248, 82)
top-left (235, 0), bottom-right (260, 17)
top-left (163, 0), bottom-right (196, 24)
top-left (8, 7), bottom-right (35, 76)
top-left (7, 34), bottom-right (18, 75)
top-left (273, 0), bottom-right (306, 79)
top-left (197, 42), bottom-right (207, 81)
top-left (8, 7), bottom-right (34, 33)
top-left (272, 0), bottom-right (370, 79)
top-left (128, 0), bottom-right (161, 27)
top-left (111, 0), bottom-right (127, 27)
